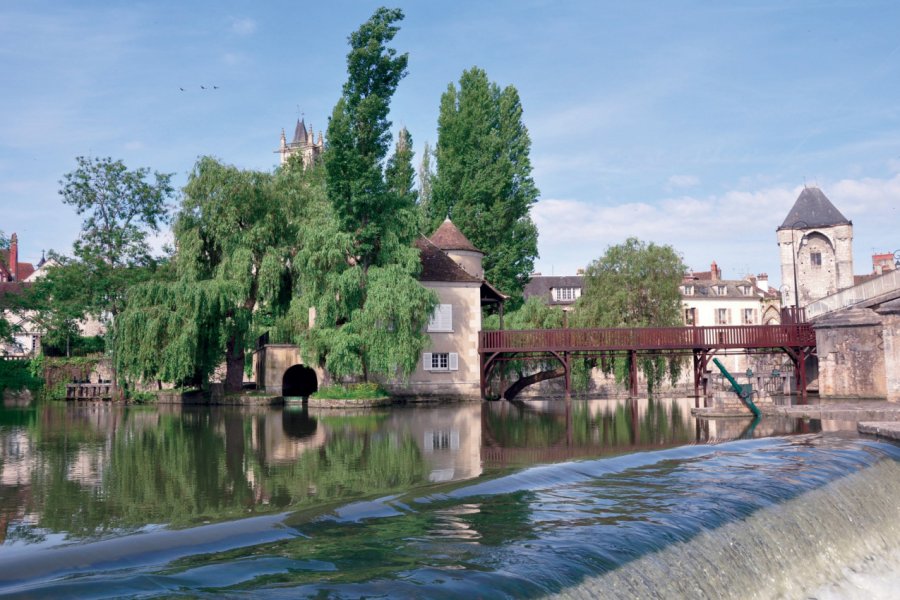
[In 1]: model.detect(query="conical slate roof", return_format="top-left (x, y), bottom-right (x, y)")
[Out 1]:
top-left (428, 218), bottom-right (482, 253)
top-left (778, 187), bottom-right (851, 230)
top-left (292, 119), bottom-right (307, 144)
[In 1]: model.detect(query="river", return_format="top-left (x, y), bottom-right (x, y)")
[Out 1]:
top-left (1, 396), bottom-right (898, 598)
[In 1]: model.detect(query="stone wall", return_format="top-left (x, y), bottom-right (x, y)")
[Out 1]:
top-left (777, 223), bottom-right (853, 308)
top-left (814, 308), bottom-right (886, 399)
top-left (256, 344), bottom-right (325, 396)
top-left (388, 281), bottom-right (482, 398)
top-left (876, 299), bottom-right (900, 402)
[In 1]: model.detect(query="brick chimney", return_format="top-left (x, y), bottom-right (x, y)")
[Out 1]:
top-left (9, 233), bottom-right (18, 281)
top-left (710, 260), bottom-right (719, 282)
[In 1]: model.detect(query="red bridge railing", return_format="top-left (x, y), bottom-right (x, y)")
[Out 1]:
top-left (479, 324), bottom-right (816, 354)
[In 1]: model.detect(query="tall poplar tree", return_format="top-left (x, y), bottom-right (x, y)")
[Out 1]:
top-left (429, 67), bottom-right (539, 305)
top-left (295, 7), bottom-right (436, 382)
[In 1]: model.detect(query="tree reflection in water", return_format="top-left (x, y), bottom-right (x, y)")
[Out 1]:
top-left (481, 398), bottom-right (695, 466)
top-left (0, 405), bottom-right (430, 543)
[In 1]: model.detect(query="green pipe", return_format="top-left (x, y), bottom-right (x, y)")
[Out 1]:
top-left (712, 358), bottom-right (761, 417)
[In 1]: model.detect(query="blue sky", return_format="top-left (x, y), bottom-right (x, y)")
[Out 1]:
top-left (2, 0), bottom-right (899, 287)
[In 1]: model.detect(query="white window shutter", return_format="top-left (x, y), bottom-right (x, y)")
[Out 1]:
top-left (428, 304), bottom-right (453, 332)
top-left (423, 352), bottom-right (432, 370)
top-left (449, 353), bottom-right (459, 371)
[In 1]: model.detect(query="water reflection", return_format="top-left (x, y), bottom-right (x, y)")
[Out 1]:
top-left (0, 398), bottom-right (814, 549)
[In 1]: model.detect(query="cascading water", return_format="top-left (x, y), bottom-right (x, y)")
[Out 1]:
top-left (2, 432), bottom-right (898, 598)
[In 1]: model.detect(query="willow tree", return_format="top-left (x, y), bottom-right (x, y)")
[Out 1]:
top-left (429, 67), bottom-right (539, 305)
top-left (116, 158), bottom-right (317, 391)
top-left (575, 237), bottom-right (686, 393)
top-left (294, 7), bottom-right (436, 382)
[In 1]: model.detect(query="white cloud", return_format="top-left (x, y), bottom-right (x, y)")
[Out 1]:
top-left (666, 174), bottom-right (700, 189)
top-left (230, 17), bottom-right (257, 36)
top-left (532, 174), bottom-right (900, 284)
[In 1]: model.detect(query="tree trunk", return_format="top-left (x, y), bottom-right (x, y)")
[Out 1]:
top-left (503, 367), bottom-right (566, 401)
top-left (224, 335), bottom-right (244, 394)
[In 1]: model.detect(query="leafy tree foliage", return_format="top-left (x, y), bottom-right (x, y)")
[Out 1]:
top-left (58, 156), bottom-right (174, 320)
top-left (416, 141), bottom-right (434, 231)
top-left (325, 7), bottom-right (414, 269)
top-left (574, 237), bottom-right (686, 392)
top-left (429, 67), bottom-right (539, 305)
top-left (115, 158), bottom-right (317, 391)
top-left (296, 7), bottom-right (436, 382)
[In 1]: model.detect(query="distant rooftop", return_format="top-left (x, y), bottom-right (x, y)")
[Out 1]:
top-left (428, 219), bottom-right (481, 253)
top-left (778, 187), bottom-right (851, 230)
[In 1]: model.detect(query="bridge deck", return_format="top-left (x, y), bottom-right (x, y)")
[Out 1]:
top-left (478, 324), bottom-right (816, 400)
top-left (479, 324), bottom-right (816, 354)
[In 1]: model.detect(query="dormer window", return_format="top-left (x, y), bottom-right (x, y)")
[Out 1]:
top-left (682, 285), bottom-right (694, 296)
top-left (738, 285), bottom-right (753, 296)
top-left (552, 287), bottom-right (581, 302)
top-left (711, 285), bottom-right (727, 296)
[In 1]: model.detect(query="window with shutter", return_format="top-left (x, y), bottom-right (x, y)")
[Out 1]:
top-left (425, 352), bottom-right (453, 371)
top-left (427, 304), bottom-right (453, 332)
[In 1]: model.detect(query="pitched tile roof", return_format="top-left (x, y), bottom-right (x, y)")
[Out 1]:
top-left (778, 187), bottom-right (851, 230)
top-left (0, 249), bottom-right (34, 281)
top-left (428, 219), bottom-right (482, 253)
top-left (523, 275), bottom-right (584, 304)
top-left (414, 236), bottom-right (482, 283)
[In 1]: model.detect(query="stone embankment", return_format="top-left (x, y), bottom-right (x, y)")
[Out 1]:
top-left (768, 401), bottom-right (900, 422)
top-left (694, 397), bottom-right (900, 441)
top-left (857, 421), bottom-right (900, 442)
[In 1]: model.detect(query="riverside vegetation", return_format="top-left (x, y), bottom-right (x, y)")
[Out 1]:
top-left (1, 8), bottom-right (683, 401)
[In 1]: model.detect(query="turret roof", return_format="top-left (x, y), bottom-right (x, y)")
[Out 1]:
top-left (428, 219), bottom-right (482, 253)
top-left (292, 119), bottom-right (308, 144)
top-left (414, 236), bottom-right (482, 283)
top-left (778, 187), bottom-right (851, 230)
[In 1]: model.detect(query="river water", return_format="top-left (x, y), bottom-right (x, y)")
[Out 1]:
top-left (1, 396), bottom-right (898, 598)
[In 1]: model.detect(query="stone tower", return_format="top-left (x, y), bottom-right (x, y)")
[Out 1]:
top-left (277, 118), bottom-right (324, 166)
top-left (776, 186), bottom-right (853, 308)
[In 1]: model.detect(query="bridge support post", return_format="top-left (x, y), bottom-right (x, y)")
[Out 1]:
top-left (629, 350), bottom-right (638, 397)
top-left (797, 348), bottom-right (808, 404)
top-left (563, 352), bottom-right (571, 398)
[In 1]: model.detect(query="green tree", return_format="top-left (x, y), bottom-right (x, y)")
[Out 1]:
top-left (416, 141), bottom-right (434, 232)
top-left (575, 237), bottom-right (686, 392)
top-left (58, 156), bottom-right (174, 320)
top-left (295, 7), bottom-right (436, 383)
top-left (115, 158), bottom-right (317, 391)
top-left (429, 67), bottom-right (539, 304)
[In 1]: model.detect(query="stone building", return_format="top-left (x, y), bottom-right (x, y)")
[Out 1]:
top-left (257, 219), bottom-right (506, 399)
top-left (1, 233), bottom-right (43, 356)
top-left (522, 273), bottom-right (584, 307)
top-left (681, 262), bottom-right (781, 328)
top-left (276, 118), bottom-right (324, 166)
top-left (776, 187), bottom-right (854, 308)
top-left (392, 219), bottom-right (505, 398)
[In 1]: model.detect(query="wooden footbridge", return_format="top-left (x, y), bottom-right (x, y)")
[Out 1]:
top-left (479, 321), bottom-right (816, 400)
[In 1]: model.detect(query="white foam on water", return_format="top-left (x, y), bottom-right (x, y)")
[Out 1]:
top-left (551, 459), bottom-right (900, 599)
top-left (809, 544), bottom-right (900, 600)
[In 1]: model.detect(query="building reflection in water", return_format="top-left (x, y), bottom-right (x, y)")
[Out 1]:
top-left (0, 398), bottom-right (820, 547)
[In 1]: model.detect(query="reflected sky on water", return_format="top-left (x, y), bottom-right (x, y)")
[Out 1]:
top-left (0, 396), bottom-right (850, 598)
top-left (0, 396), bottom-right (812, 546)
